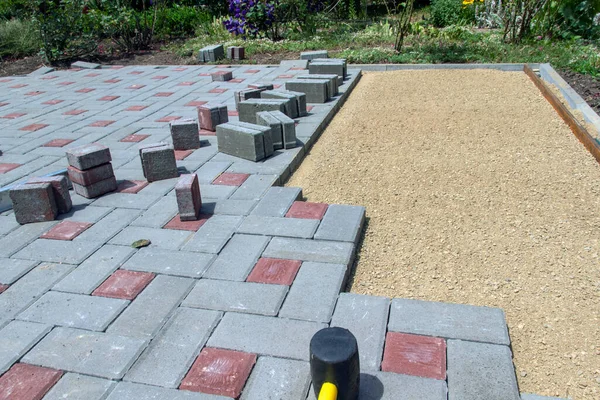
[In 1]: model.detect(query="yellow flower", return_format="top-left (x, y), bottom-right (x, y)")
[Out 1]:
top-left (462, 0), bottom-right (475, 4)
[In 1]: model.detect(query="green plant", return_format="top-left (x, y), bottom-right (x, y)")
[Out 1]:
top-left (153, 5), bottom-right (211, 38)
top-left (395, 0), bottom-right (416, 51)
top-left (0, 18), bottom-right (40, 58)
top-left (430, 0), bottom-right (463, 26)
top-left (0, 0), bottom-right (32, 19)
top-left (536, 0), bottom-right (600, 39)
top-left (502, 0), bottom-right (548, 42)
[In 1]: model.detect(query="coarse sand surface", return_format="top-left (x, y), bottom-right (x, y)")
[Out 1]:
top-left (286, 69), bottom-right (600, 399)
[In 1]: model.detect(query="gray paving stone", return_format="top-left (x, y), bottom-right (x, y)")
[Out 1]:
top-left (57, 204), bottom-right (113, 223)
top-left (0, 258), bottom-right (38, 284)
top-left (23, 327), bottom-right (147, 380)
top-left (262, 237), bottom-right (354, 265)
top-left (73, 207), bottom-right (141, 243)
top-left (183, 215), bottom-right (243, 254)
top-left (207, 313), bottom-right (326, 360)
top-left (183, 279), bottom-right (287, 316)
top-left (106, 382), bottom-right (227, 400)
top-left (91, 192), bottom-right (160, 209)
top-left (238, 215), bottom-right (318, 239)
top-left (199, 184), bottom-right (237, 200)
top-left (447, 340), bottom-right (520, 400)
top-left (196, 161), bottom-right (232, 184)
top-left (0, 320), bottom-right (51, 374)
top-left (42, 373), bottom-right (116, 400)
top-left (388, 298), bottom-right (510, 345)
top-left (0, 215), bottom-right (19, 235)
top-left (109, 226), bottom-right (192, 250)
top-left (18, 291), bottom-right (128, 331)
top-left (307, 371), bottom-right (448, 400)
top-left (0, 221), bottom-right (57, 258)
top-left (203, 233), bottom-right (270, 281)
top-left (201, 199), bottom-right (257, 216)
top-left (53, 244), bottom-right (135, 294)
top-left (520, 394), bottom-right (568, 400)
top-left (107, 275), bottom-right (194, 339)
top-left (229, 174), bottom-right (278, 200)
top-left (122, 248), bottom-right (215, 278)
top-left (330, 293), bottom-right (390, 371)
top-left (250, 186), bottom-right (301, 217)
top-left (72, 61), bottom-right (101, 69)
top-left (314, 204), bottom-right (365, 243)
top-left (130, 195), bottom-right (178, 228)
top-left (125, 307), bottom-right (222, 388)
top-left (241, 356), bottom-right (310, 400)
top-left (279, 262), bottom-right (345, 322)
top-left (13, 239), bottom-right (102, 264)
top-left (0, 263), bottom-right (75, 327)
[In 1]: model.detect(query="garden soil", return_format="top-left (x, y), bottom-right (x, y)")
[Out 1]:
top-left (286, 69), bottom-right (600, 399)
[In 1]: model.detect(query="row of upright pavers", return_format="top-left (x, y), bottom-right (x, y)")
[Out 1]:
top-left (198, 44), bottom-right (245, 62)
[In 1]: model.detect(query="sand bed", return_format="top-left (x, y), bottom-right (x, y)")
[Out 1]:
top-left (286, 70), bottom-right (600, 399)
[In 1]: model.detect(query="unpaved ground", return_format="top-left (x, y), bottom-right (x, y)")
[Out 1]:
top-left (287, 70), bottom-right (600, 399)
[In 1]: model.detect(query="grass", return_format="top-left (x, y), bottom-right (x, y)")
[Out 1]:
top-left (0, 18), bottom-right (39, 59)
top-left (175, 19), bottom-right (600, 76)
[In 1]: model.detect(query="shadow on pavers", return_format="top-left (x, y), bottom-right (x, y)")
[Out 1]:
top-left (344, 216), bottom-right (370, 293)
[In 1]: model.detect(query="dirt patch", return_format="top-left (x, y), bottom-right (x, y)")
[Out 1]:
top-left (287, 69), bottom-right (600, 399)
top-left (559, 69), bottom-right (600, 115)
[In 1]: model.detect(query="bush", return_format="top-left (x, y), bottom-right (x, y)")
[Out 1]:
top-left (430, 0), bottom-right (462, 27)
top-left (0, 0), bottom-right (31, 20)
top-left (153, 5), bottom-right (211, 38)
top-left (92, 6), bottom-right (155, 53)
top-left (0, 18), bottom-right (39, 58)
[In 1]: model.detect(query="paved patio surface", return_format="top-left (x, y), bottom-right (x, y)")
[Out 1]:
top-left (0, 63), bottom-right (562, 399)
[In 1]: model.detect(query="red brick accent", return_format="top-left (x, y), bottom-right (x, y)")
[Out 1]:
top-left (120, 134), bottom-right (149, 143)
top-left (273, 84), bottom-right (282, 89)
top-left (227, 110), bottom-right (239, 117)
top-left (0, 163), bottom-right (21, 174)
top-left (68, 163), bottom-right (114, 186)
top-left (247, 258), bottom-right (302, 285)
top-left (152, 75), bottom-right (169, 80)
top-left (41, 75), bottom-right (58, 80)
top-left (228, 79), bottom-right (244, 83)
top-left (285, 201), bottom-right (328, 220)
top-left (175, 150), bottom-right (194, 160)
top-left (76, 88), bottom-right (95, 93)
top-left (245, 69), bottom-right (260, 73)
top-left (178, 81), bottom-right (196, 86)
top-left (125, 105), bottom-right (148, 111)
top-left (63, 109), bottom-right (87, 115)
top-left (25, 91), bottom-right (45, 96)
top-left (20, 124), bottom-right (48, 132)
top-left (41, 221), bottom-right (93, 241)
top-left (9, 84), bottom-right (28, 88)
top-left (110, 65), bottom-right (125, 69)
top-left (0, 284), bottom-right (8, 294)
top-left (84, 73), bottom-right (100, 77)
top-left (92, 270), bottom-right (155, 300)
top-left (0, 363), bottom-right (63, 400)
top-left (127, 84), bottom-right (146, 89)
top-left (277, 74), bottom-right (294, 79)
top-left (117, 180), bottom-right (148, 194)
top-left (2, 112), bottom-right (26, 119)
top-left (98, 95), bottom-right (120, 101)
top-left (198, 73), bottom-right (211, 76)
top-left (89, 120), bottom-right (115, 127)
top-left (185, 101), bottom-right (207, 107)
top-left (180, 348), bottom-right (256, 398)
top-left (156, 116), bottom-right (182, 123)
top-left (129, 70), bottom-right (144, 75)
top-left (306, 105), bottom-right (314, 112)
top-left (212, 173), bottom-right (249, 186)
top-left (43, 139), bottom-right (74, 148)
top-left (43, 99), bottom-right (64, 105)
top-left (104, 79), bottom-right (121, 83)
top-left (163, 214), bottom-right (210, 231)
top-left (58, 81), bottom-right (75, 86)
top-left (173, 67), bottom-right (188, 71)
top-left (208, 88), bottom-right (227, 94)
top-left (0, 102), bottom-right (8, 107)
top-left (381, 332), bottom-right (447, 380)
top-left (154, 92), bottom-right (174, 97)
top-left (199, 129), bottom-right (216, 136)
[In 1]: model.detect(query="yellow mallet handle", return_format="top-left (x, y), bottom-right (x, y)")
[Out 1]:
top-left (318, 382), bottom-right (338, 400)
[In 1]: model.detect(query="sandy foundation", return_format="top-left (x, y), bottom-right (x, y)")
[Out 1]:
top-left (286, 69), bottom-right (600, 399)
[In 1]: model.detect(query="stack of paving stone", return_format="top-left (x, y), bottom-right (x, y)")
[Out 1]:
top-left (281, 56), bottom-right (346, 103)
top-left (309, 58), bottom-right (347, 84)
top-left (9, 175), bottom-right (72, 224)
top-left (216, 121), bottom-right (275, 162)
top-left (198, 104), bottom-right (228, 132)
top-left (260, 90), bottom-right (307, 118)
top-left (198, 44), bottom-right (225, 63)
top-left (66, 144), bottom-right (117, 199)
top-left (238, 98), bottom-right (292, 123)
top-left (227, 46), bottom-right (245, 60)
top-left (300, 50), bottom-right (328, 60)
top-left (139, 143), bottom-right (179, 183)
top-left (256, 111), bottom-right (297, 150)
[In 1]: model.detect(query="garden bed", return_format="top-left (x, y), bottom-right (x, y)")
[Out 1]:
top-left (286, 69), bottom-right (600, 399)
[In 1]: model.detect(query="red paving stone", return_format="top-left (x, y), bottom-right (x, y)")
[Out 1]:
top-left (125, 105), bottom-right (148, 111)
top-left (247, 258), bottom-right (302, 285)
top-left (63, 109), bottom-right (87, 115)
top-left (120, 134), bottom-right (149, 143)
top-left (42, 139), bottom-right (74, 148)
top-left (130, 71), bottom-right (144, 75)
top-left (40, 221), bottom-right (93, 241)
top-left (285, 201), bottom-right (328, 220)
top-left (2, 112), bottom-right (26, 119)
top-left (0, 103), bottom-right (8, 107)
top-left (273, 84), bottom-right (282, 89)
top-left (117, 180), bottom-right (148, 194)
top-left (212, 173), bottom-right (249, 186)
top-left (180, 347), bottom-right (256, 398)
top-left (0, 284), bottom-right (8, 294)
top-left (154, 92), bottom-right (174, 97)
top-left (208, 88), bottom-right (227, 94)
top-left (173, 67), bottom-right (188, 71)
top-left (127, 84), bottom-right (146, 89)
top-left (198, 73), bottom-right (211, 77)
top-left (290, 67), bottom-right (307, 70)
top-left (0, 163), bottom-right (21, 174)
top-left (20, 124), bottom-right (48, 132)
top-left (178, 81), bottom-right (196, 86)
top-left (175, 150), bottom-right (194, 160)
top-left (185, 101), bottom-right (207, 107)
top-left (89, 120), bottom-right (115, 127)
top-left (277, 74), bottom-right (294, 79)
top-left (25, 91), bottom-right (45, 96)
top-left (92, 270), bottom-right (155, 300)
top-left (229, 79), bottom-right (244, 83)
top-left (104, 79), bottom-right (121, 83)
top-left (110, 65), bottom-right (125, 69)
top-left (58, 81), bottom-right (74, 86)
top-left (85, 73), bottom-right (100, 77)
top-left (9, 84), bottom-right (28, 88)
top-left (227, 110), bottom-right (239, 117)
top-left (76, 88), bottom-right (95, 93)
top-left (98, 95), bottom-right (120, 101)
top-left (199, 129), bottom-right (216, 136)
top-left (163, 214), bottom-right (211, 231)
top-left (0, 78), bottom-right (13, 82)
top-left (43, 100), bottom-right (64, 105)
top-left (306, 105), bottom-right (314, 112)
top-left (152, 75), bottom-right (169, 80)
top-left (381, 332), bottom-right (447, 380)
top-left (0, 363), bottom-right (63, 400)
top-left (156, 116), bottom-right (181, 123)
top-left (245, 69), bottom-right (260, 73)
